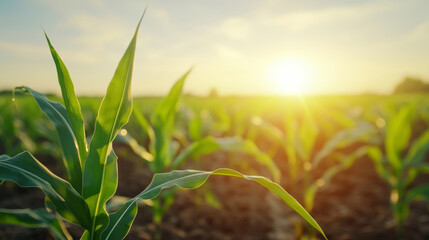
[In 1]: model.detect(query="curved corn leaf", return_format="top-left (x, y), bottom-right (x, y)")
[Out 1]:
top-left (82, 17), bottom-right (142, 239)
top-left (16, 87), bottom-right (82, 193)
top-left (0, 152), bottom-right (91, 228)
top-left (249, 116), bottom-right (284, 144)
top-left (172, 136), bottom-right (280, 181)
top-left (313, 123), bottom-right (374, 168)
top-left (106, 196), bottom-right (153, 213)
top-left (100, 199), bottom-right (138, 240)
top-left (45, 33), bottom-right (88, 168)
top-left (171, 136), bottom-right (219, 169)
top-left (405, 183), bottom-right (429, 204)
top-left (405, 129), bottom-right (429, 166)
top-left (115, 133), bottom-right (153, 161)
top-left (150, 70), bottom-right (191, 173)
top-left (0, 208), bottom-right (71, 240)
top-left (101, 168), bottom-right (326, 240)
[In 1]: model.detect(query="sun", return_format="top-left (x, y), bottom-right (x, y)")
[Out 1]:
top-left (266, 59), bottom-right (313, 95)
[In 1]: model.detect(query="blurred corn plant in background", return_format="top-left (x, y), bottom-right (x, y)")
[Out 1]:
top-left (367, 104), bottom-right (429, 236)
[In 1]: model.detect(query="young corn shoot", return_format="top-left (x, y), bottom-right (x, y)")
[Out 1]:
top-left (367, 105), bottom-right (429, 235)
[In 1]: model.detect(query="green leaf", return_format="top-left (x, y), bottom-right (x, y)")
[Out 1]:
top-left (304, 185), bottom-right (318, 212)
top-left (188, 110), bottom-right (204, 141)
top-left (115, 133), bottom-right (153, 161)
top-left (313, 123), bottom-right (374, 168)
top-left (284, 119), bottom-right (299, 181)
top-left (101, 199), bottom-right (138, 240)
top-left (171, 136), bottom-right (219, 169)
top-left (249, 116), bottom-right (284, 148)
top-left (16, 87), bottom-right (82, 193)
top-left (405, 183), bottom-right (429, 204)
top-left (0, 152), bottom-right (91, 228)
top-left (0, 208), bottom-right (71, 240)
top-left (82, 17), bottom-right (142, 239)
top-left (101, 168), bottom-right (326, 240)
top-left (405, 129), bottom-right (429, 166)
top-left (385, 107), bottom-right (412, 172)
top-left (367, 146), bottom-right (391, 185)
top-left (149, 70), bottom-right (191, 173)
top-left (45, 33), bottom-right (88, 167)
top-left (297, 114), bottom-right (318, 161)
top-left (132, 104), bottom-right (155, 142)
top-left (172, 136), bottom-right (280, 181)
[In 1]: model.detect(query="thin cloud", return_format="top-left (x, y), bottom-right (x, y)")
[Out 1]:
top-left (261, 2), bottom-right (397, 31)
top-left (0, 41), bottom-right (47, 58)
top-left (216, 17), bottom-right (251, 40)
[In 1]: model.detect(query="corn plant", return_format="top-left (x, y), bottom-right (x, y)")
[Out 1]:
top-left (367, 105), bottom-right (429, 235)
top-left (0, 16), bottom-right (326, 240)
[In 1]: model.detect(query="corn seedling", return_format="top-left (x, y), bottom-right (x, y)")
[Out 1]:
top-left (0, 16), bottom-right (326, 240)
top-left (367, 105), bottom-right (429, 235)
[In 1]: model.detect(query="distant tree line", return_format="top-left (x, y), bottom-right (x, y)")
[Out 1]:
top-left (393, 77), bottom-right (429, 94)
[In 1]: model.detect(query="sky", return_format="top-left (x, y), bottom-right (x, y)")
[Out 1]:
top-left (1, 0), bottom-right (429, 96)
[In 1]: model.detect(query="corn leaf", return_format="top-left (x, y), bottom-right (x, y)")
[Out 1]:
top-left (188, 110), bottom-right (204, 141)
top-left (0, 208), bottom-right (71, 240)
top-left (298, 115), bottom-right (318, 161)
top-left (171, 136), bottom-right (219, 169)
top-left (133, 104), bottom-right (155, 142)
top-left (405, 129), bottom-right (429, 166)
top-left (405, 184), bottom-right (429, 204)
top-left (82, 17), bottom-right (141, 239)
top-left (284, 119), bottom-right (299, 181)
top-left (367, 146), bottom-right (393, 186)
top-left (250, 116), bottom-right (284, 144)
top-left (45, 33), bottom-right (88, 167)
top-left (101, 168), bottom-right (326, 240)
top-left (0, 152), bottom-right (91, 228)
top-left (150, 70), bottom-right (191, 172)
top-left (16, 87), bottom-right (82, 193)
top-left (115, 133), bottom-right (153, 161)
top-left (385, 107), bottom-right (412, 172)
top-left (313, 123), bottom-right (374, 168)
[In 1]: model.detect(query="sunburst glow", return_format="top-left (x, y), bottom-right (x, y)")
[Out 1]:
top-left (267, 59), bottom-right (314, 95)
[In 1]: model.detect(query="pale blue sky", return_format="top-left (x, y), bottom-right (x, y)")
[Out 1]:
top-left (1, 0), bottom-right (429, 96)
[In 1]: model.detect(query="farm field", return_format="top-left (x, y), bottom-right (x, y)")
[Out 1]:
top-left (1, 93), bottom-right (429, 239)
top-left (2, 1), bottom-right (429, 239)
